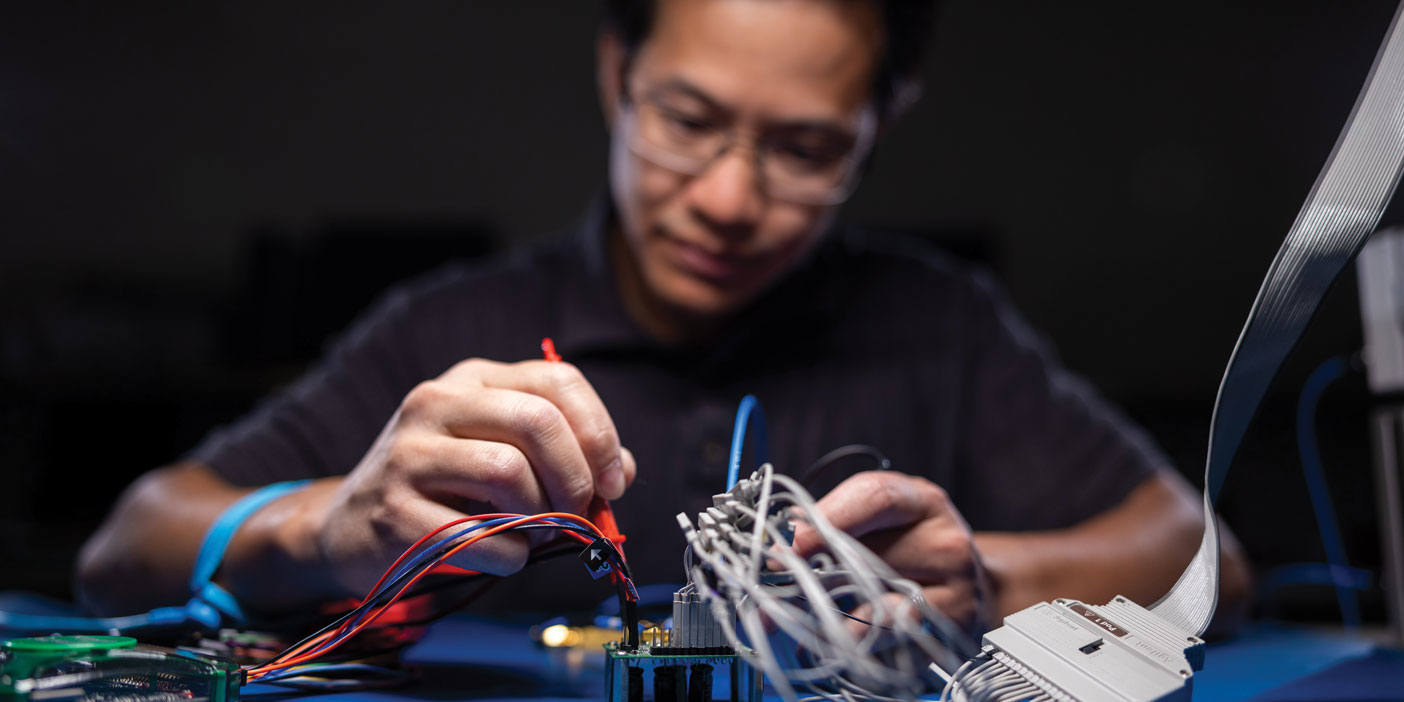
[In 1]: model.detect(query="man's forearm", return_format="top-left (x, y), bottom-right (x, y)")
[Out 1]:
top-left (973, 472), bottom-right (1251, 633)
top-left (76, 462), bottom-right (343, 616)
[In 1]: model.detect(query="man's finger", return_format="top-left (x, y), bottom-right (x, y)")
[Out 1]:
top-left (448, 359), bottom-right (628, 501)
top-left (429, 385), bottom-right (595, 515)
top-left (378, 493), bottom-right (530, 580)
top-left (406, 436), bottom-right (551, 516)
top-left (920, 582), bottom-right (986, 637)
top-left (856, 520), bottom-right (977, 583)
top-left (618, 446), bottom-right (638, 491)
top-left (793, 471), bottom-right (949, 555)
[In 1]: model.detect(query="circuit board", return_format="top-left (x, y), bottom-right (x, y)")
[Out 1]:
top-left (604, 641), bottom-right (761, 702)
top-left (0, 635), bottom-right (242, 702)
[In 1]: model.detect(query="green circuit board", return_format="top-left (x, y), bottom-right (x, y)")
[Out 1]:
top-left (0, 635), bottom-right (242, 702)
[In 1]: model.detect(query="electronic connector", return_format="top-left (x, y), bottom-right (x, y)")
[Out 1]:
top-left (603, 583), bottom-right (759, 702)
top-left (0, 634), bottom-right (243, 702)
top-left (949, 596), bottom-right (1204, 702)
top-left (663, 584), bottom-right (731, 656)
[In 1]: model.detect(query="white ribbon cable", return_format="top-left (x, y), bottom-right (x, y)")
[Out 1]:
top-left (1152, 0), bottom-right (1404, 636)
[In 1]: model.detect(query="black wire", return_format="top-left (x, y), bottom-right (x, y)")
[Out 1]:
top-left (261, 522), bottom-right (606, 667)
top-left (798, 444), bottom-right (891, 487)
top-left (244, 536), bottom-right (598, 697)
top-left (392, 572), bottom-right (486, 601)
top-left (298, 640), bottom-right (414, 666)
top-left (764, 584), bottom-right (899, 632)
top-left (766, 584), bottom-right (963, 653)
top-left (255, 669), bottom-right (413, 693)
top-left (393, 528), bottom-right (592, 600)
top-left (367, 544), bottom-right (581, 631)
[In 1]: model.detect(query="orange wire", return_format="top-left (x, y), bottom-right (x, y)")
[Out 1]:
top-left (356, 512), bottom-right (598, 608)
top-left (248, 512), bottom-right (609, 678)
top-left (248, 339), bottom-right (631, 679)
top-left (250, 515), bottom-right (561, 677)
top-left (252, 515), bottom-right (493, 669)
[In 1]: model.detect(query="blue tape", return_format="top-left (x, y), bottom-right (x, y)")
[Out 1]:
top-left (189, 480), bottom-right (312, 625)
top-left (0, 480), bottom-right (310, 635)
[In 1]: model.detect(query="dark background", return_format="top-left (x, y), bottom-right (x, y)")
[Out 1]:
top-left (0, 1), bottom-right (1393, 624)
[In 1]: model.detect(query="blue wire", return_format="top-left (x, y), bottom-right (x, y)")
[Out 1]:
top-left (386, 518), bottom-right (520, 585)
top-left (307, 516), bottom-right (602, 657)
top-left (285, 518), bottom-right (524, 660)
top-left (256, 662), bottom-right (404, 683)
top-left (727, 394), bottom-right (768, 490)
top-left (383, 517), bottom-right (596, 587)
top-left (1296, 355), bottom-right (1361, 629)
top-left (320, 517), bottom-right (523, 644)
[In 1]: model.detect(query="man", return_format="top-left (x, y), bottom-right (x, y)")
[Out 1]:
top-left (77, 0), bottom-right (1249, 638)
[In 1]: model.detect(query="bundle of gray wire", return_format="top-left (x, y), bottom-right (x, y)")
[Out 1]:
top-left (676, 464), bottom-right (975, 702)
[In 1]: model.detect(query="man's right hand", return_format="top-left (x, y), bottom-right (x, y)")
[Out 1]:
top-left (306, 358), bottom-right (636, 599)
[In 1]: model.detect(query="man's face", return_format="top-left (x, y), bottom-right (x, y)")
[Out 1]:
top-left (605, 0), bottom-right (881, 330)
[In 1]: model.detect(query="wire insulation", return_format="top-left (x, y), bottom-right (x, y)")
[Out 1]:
top-left (727, 394), bottom-right (769, 490)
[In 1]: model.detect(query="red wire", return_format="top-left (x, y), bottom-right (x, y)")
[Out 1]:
top-left (251, 339), bottom-right (630, 680)
top-left (253, 513), bottom-right (535, 670)
top-left (356, 512), bottom-right (601, 605)
top-left (248, 512), bottom-right (611, 678)
top-left (251, 515), bottom-right (571, 676)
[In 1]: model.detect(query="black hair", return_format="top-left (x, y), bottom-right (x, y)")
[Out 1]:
top-left (602, 0), bottom-right (938, 122)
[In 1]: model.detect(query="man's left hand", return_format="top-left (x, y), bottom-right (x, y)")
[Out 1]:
top-left (791, 470), bottom-right (996, 637)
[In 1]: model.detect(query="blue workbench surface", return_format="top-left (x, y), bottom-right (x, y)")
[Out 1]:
top-left (239, 616), bottom-right (1403, 701)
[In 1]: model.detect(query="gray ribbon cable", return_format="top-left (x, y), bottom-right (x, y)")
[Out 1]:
top-left (1151, 0), bottom-right (1404, 637)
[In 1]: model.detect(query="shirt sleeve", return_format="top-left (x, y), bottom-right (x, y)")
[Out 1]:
top-left (187, 285), bottom-right (432, 487)
top-left (953, 270), bottom-right (1167, 532)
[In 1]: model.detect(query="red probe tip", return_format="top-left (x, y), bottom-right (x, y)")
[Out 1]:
top-left (541, 337), bottom-right (562, 363)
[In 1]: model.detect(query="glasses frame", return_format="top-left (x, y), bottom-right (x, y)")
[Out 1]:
top-left (617, 91), bottom-right (878, 206)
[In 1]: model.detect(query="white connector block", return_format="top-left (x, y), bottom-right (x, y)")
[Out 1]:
top-left (975, 596), bottom-right (1204, 702)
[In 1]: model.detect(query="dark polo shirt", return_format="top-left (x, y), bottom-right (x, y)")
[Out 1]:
top-left (191, 199), bottom-right (1164, 613)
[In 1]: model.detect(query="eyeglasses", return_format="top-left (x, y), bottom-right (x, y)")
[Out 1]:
top-left (619, 94), bottom-right (876, 206)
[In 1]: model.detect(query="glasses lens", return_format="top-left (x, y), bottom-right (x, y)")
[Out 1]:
top-left (626, 101), bottom-right (871, 205)
top-left (634, 104), bottom-right (722, 172)
top-left (761, 142), bottom-right (855, 202)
